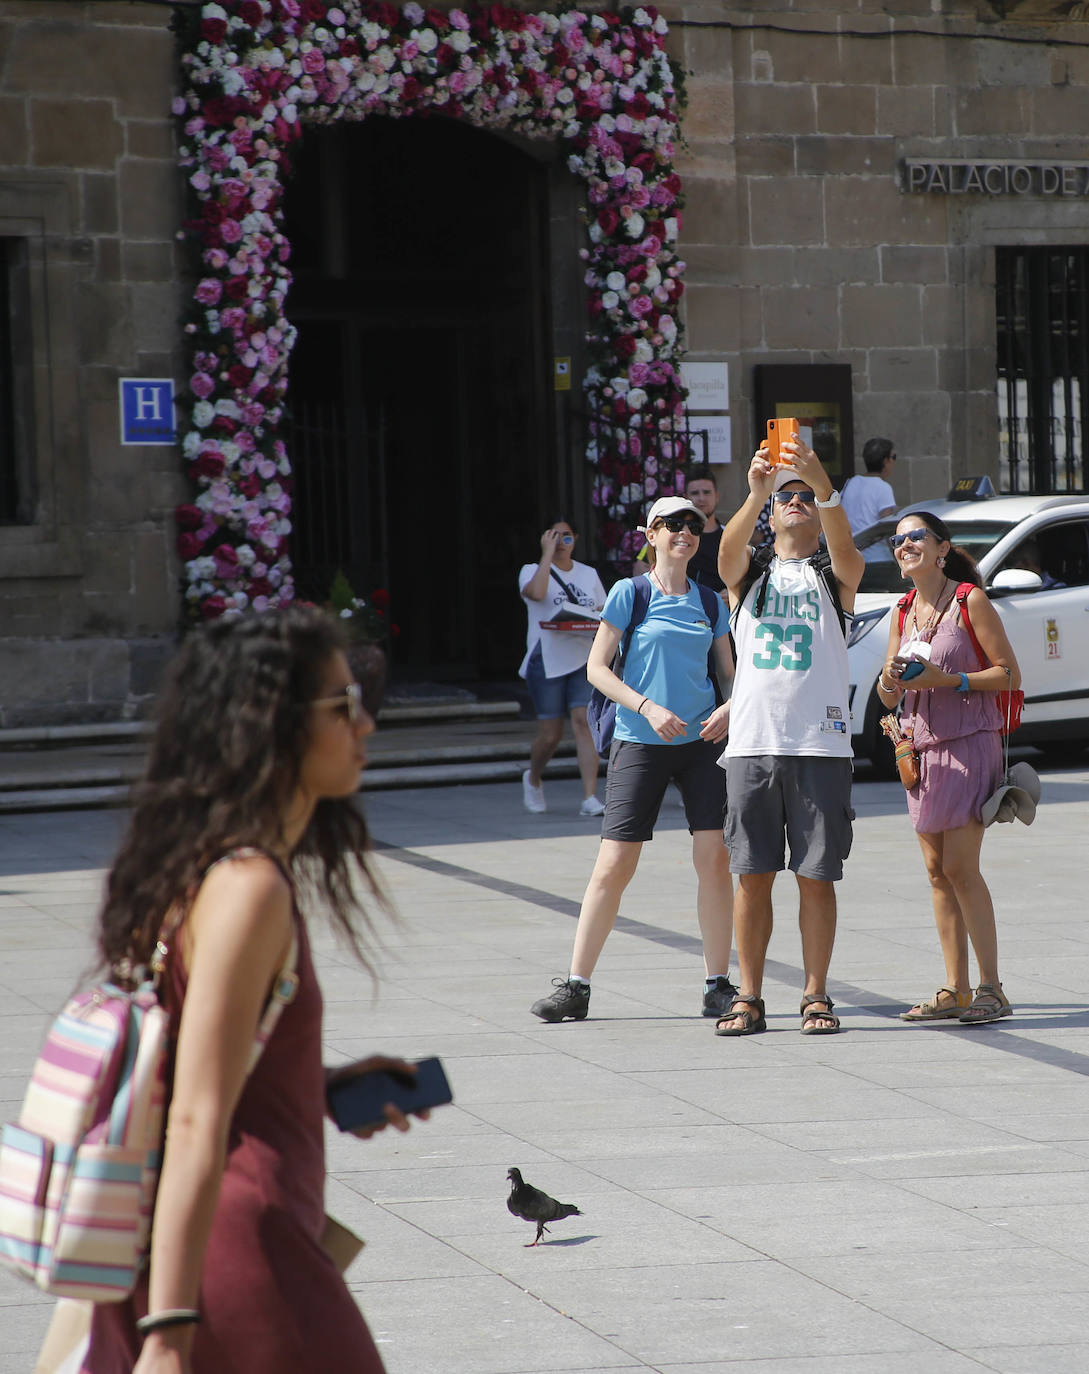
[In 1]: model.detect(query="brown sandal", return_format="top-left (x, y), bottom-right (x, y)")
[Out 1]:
top-left (959, 983), bottom-right (1012, 1024)
top-left (715, 995), bottom-right (766, 1036)
top-left (900, 986), bottom-right (972, 1022)
top-left (800, 994), bottom-right (840, 1035)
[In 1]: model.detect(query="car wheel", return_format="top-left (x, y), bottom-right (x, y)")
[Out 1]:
top-left (864, 688), bottom-right (898, 780)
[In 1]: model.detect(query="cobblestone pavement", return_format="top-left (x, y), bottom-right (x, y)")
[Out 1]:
top-left (2, 756), bottom-right (1088, 1372)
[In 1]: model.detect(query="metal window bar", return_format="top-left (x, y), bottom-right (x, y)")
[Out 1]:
top-left (996, 246), bottom-right (1087, 494)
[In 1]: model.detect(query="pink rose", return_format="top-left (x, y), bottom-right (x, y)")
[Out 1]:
top-left (195, 278), bottom-right (223, 306)
top-left (301, 49), bottom-right (325, 75)
top-left (190, 372), bottom-right (215, 399)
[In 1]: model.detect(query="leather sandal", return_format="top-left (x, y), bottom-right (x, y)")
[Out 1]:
top-left (959, 983), bottom-right (1012, 1024)
top-left (900, 986), bottom-right (973, 1022)
top-left (799, 993), bottom-right (840, 1035)
top-left (714, 995), bottom-right (766, 1037)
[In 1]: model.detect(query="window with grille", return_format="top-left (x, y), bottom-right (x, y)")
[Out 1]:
top-left (996, 245), bottom-right (1088, 495)
top-left (0, 238), bottom-right (35, 525)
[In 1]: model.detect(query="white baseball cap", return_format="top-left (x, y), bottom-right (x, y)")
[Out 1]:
top-left (771, 466), bottom-right (810, 493)
top-left (640, 496), bottom-right (705, 531)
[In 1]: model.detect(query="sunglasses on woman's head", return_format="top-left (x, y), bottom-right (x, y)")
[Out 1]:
top-left (656, 516), bottom-right (704, 534)
top-left (771, 489), bottom-right (816, 504)
top-left (888, 528), bottom-right (933, 550)
top-left (312, 681), bottom-right (365, 723)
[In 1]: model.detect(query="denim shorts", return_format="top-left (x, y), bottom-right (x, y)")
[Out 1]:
top-left (525, 643), bottom-right (592, 719)
top-left (723, 755), bottom-right (854, 881)
top-left (602, 738), bottom-right (727, 841)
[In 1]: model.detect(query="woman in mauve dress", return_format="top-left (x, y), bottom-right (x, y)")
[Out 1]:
top-left (85, 606), bottom-right (422, 1374)
top-left (875, 511), bottom-right (1021, 1028)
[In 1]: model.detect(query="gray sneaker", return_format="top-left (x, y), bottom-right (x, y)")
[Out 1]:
top-left (531, 977), bottom-right (590, 1023)
top-left (702, 975), bottom-right (739, 1018)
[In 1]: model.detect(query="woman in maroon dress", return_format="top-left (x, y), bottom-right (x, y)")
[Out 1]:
top-left (876, 512), bottom-right (1021, 1026)
top-left (84, 607), bottom-right (421, 1374)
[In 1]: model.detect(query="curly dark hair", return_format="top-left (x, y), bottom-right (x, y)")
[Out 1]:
top-left (98, 605), bottom-right (386, 975)
top-left (907, 511), bottom-right (982, 588)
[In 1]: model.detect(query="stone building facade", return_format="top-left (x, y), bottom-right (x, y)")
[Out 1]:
top-left (1, 0), bottom-right (1086, 722)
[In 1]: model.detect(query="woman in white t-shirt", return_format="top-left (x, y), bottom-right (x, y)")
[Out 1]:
top-left (518, 518), bottom-right (607, 817)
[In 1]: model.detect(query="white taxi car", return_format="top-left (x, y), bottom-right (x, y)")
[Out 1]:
top-left (847, 483), bottom-right (1089, 771)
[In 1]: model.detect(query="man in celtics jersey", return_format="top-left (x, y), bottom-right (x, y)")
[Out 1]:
top-left (713, 439), bottom-right (865, 1037)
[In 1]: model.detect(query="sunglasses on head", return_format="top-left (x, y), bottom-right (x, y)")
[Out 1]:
top-left (888, 527), bottom-right (934, 550)
top-left (656, 516), bottom-right (704, 534)
top-left (311, 681), bottom-right (365, 724)
top-left (772, 489), bottom-right (816, 504)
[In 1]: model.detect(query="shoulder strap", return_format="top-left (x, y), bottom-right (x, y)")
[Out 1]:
top-left (247, 930), bottom-right (299, 1074)
top-left (897, 588), bottom-right (916, 635)
top-left (619, 575), bottom-right (652, 664)
top-left (548, 567), bottom-right (578, 602)
top-left (695, 581), bottom-right (721, 631)
top-left (738, 544), bottom-right (775, 616)
top-left (955, 582), bottom-right (990, 669)
top-left (809, 550), bottom-right (847, 638)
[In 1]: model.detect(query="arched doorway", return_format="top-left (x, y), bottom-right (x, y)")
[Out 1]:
top-left (283, 117), bottom-right (561, 680)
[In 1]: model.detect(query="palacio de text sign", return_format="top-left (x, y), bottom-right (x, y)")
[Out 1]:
top-left (903, 159), bottom-right (1089, 196)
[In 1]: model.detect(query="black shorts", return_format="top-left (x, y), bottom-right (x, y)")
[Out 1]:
top-left (602, 738), bottom-right (727, 842)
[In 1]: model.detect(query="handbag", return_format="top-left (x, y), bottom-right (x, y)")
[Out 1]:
top-left (880, 712), bottom-right (919, 789)
top-left (0, 916), bottom-right (298, 1303)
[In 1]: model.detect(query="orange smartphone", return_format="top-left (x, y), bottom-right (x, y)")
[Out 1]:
top-left (766, 417), bottom-right (800, 466)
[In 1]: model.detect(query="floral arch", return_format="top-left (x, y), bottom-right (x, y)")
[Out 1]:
top-left (173, 0), bottom-right (689, 618)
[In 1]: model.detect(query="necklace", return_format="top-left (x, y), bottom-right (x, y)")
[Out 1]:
top-left (651, 569), bottom-right (688, 597)
top-left (911, 579), bottom-right (954, 643)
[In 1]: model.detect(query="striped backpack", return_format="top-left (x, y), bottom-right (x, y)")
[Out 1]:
top-left (0, 893), bottom-right (297, 1302)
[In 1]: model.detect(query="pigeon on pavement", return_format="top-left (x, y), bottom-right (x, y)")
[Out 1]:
top-left (506, 1167), bottom-right (582, 1246)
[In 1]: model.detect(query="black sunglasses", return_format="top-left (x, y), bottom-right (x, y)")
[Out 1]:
top-left (888, 528), bottom-right (933, 550)
top-left (656, 516), bottom-right (704, 534)
top-left (772, 489), bottom-right (816, 504)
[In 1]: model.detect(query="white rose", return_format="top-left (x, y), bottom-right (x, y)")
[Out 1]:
top-left (664, 217), bottom-right (678, 241)
top-left (628, 389), bottom-right (648, 410)
top-left (624, 213), bottom-right (645, 238)
top-left (193, 401), bottom-right (215, 429)
top-left (633, 339), bottom-right (653, 362)
top-left (415, 28), bottom-right (438, 53)
top-left (602, 290), bottom-right (619, 310)
top-left (606, 271), bottom-right (626, 291)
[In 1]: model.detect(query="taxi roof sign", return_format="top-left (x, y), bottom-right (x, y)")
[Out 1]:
top-left (947, 474), bottom-right (996, 502)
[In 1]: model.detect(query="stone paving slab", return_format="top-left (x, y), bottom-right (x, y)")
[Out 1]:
top-left (0, 758), bottom-right (1087, 1372)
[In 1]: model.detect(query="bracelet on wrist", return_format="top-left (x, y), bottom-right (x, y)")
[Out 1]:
top-left (955, 672), bottom-right (971, 693)
top-left (637, 696), bottom-right (649, 715)
top-left (879, 676), bottom-right (900, 694)
top-left (136, 1310), bottom-right (201, 1335)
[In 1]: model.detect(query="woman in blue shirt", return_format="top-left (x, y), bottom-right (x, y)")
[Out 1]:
top-left (530, 496), bottom-right (736, 1025)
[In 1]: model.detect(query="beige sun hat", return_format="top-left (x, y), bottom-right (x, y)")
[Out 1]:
top-left (981, 761), bottom-right (1041, 827)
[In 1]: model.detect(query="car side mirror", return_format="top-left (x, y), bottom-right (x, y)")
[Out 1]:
top-left (989, 568), bottom-right (1044, 596)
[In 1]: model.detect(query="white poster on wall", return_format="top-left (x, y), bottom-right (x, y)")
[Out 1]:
top-left (691, 415), bottom-right (731, 466)
top-left (681, 362), bottom-right (729, 412)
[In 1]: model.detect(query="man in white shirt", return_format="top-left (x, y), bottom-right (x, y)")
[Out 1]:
top-left (714, 441), bottom-right (864, 1038)
top-left (841, 438), bottom-right (898, 561)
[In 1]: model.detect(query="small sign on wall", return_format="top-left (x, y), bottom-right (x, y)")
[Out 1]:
top-left (681, 362), bottom-right (729, 412)
top-left (553, 357), bottom-right (571, 392)
top-left (119, 378), bottom-right (176, 445)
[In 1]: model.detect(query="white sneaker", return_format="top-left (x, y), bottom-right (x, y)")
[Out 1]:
top-left (522, 770), bottom-right (546, 813)
top-left (579, 795), bottom-right (605, 817)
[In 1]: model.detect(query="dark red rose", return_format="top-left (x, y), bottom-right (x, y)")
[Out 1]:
top-left (434, 42), bottom-right (455, 67)
top-left (177, 532), bottom-right (204, 561)
top-left (175, 503), bottom-right (203, 530)
top-left (225, 277), bottom-right (249, 300)
top-left (200, 595), bottom-right (228, 620)
top-left (662, 173), bottom-right (682, 197)
top-left (202, 201), bottom-right (226, 226)
top-left (227, 363), bottom-right (252, 389)
top-left (201, 17), bottom-right (228, 43)
top-left (239, 475), bottom-right (261, 498)
top-left (626, 263), bottom-right (648, 283)
top-left (425, 7), bottom-right (450, 32)
top-left (615, 334), bottom-right (637, 358)
top-left (402, 76), bottom-right (421, 102)
top-left (371, 588), bottom-right (391, 609)
top-left (190, 452), bottom-right (225, 479)
top-left (249, 576), bottom-right (273, 599)
top-left (613, 397), bottom-right (630, 420)
top-left (631, 151), bottom-right (656, 177)
top-left (211, 416), bottom-right (237, 434)
top-left (369, 3), bottom-right (399, 28)
top-left (237, 0), bottom-right (263, 26)
top-left (596, 207), bottom-right (620, 235)
top-left (339, 37), bottom-right (359, 56)
top-left (299, 0), bottom-right (327, 22)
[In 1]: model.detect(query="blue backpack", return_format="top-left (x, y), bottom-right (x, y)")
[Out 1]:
top-left (587, 576), bottom-right (723, 754)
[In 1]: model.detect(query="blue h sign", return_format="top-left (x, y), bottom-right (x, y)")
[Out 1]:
top-left (119, 378), bottom-right (176, 445)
